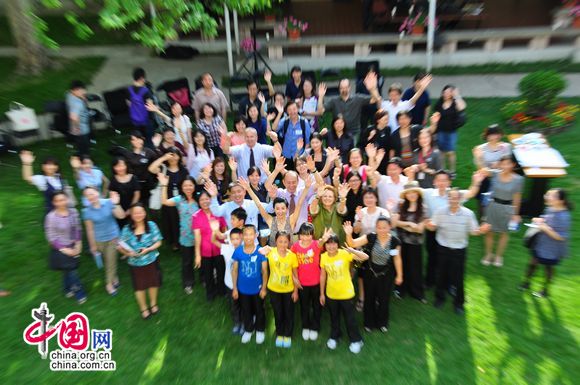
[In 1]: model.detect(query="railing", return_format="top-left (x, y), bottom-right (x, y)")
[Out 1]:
top-left (264, 27), bottom-right (580, 60)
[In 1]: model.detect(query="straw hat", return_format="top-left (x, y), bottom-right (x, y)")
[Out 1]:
top-left (400, 181), bottom-right (423, 199)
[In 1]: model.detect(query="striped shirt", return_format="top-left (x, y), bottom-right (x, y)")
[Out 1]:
top-left (44, 209), bottom-right (82, 250)
top-left (432, 206), bottom-right (478, 249)
top-left (197, 116), bottom-right (224, 148)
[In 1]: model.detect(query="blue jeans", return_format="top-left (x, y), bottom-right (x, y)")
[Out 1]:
top-left (63, 269), bottom-right (86, 300)
top-left (437, 131), bottom-right (458, 152)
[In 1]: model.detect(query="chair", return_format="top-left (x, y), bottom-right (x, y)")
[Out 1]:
top-left (156, 78), bottom-right (194, 116)
top-left (103, 87), bottom-right (133, 132)
top-left (355, 60), bottom-right (384, 95)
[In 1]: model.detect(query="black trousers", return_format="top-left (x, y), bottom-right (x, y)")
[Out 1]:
top-left (226, 288), bottom-right (241, 325)
top-left (435, 246), bottom-right (466, 308)
top-left (299, 285), bottom-right (321, 331)
top-left (201, 255), bottom-right (226, 301)
top-left (401, 242), bottom-right (425, 299)
top-left (161, 205), bottom-right (180, 247)
top-left (327, 298), bottom-right (362, 343)
top-left (363, 265), bottom-right (394, 329)
top-left (424, 230), bottom-right (439, 287)
top-left (74, 134), bottom-right (90, 156)
top-left (180, 245), bottom-right (195, 288)
top-left (239, 293), bottom-right (265, 333)
top-left (270, 291), bottom-right (295, 337)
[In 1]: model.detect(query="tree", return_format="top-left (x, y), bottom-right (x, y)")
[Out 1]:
top-left (5, 0), bottom-right (278, 74)
top-left (4, 0), bottom-right (55, 75)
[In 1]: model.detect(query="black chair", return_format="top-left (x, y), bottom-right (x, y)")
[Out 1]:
top-left (103, 87), bottom-right (133, 132)
top-left (355, 60), bottom-right (384, 95)
top-left (320, 68), bottom-right (341, 97)
top-left (156, 77), bottom-right (194, 116)
top-left (44, 100), bottom-right (73, 143)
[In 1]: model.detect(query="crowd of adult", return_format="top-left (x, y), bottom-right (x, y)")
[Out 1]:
top-left (18, 65), bottom-right (571, 354)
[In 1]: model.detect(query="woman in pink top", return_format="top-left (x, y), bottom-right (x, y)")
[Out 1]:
top-left (192, 189), bottom-right (227, 301)
top-left (290, 223), bottom-right (332, 342)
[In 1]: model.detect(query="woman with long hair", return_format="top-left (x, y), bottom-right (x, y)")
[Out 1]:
top-left (118, 203), bottom-right (163, 319)
top-left (519, 188), bottom-right (572, 298)
top-left (433, 85), bottom-right (467, 176)
top-left (109, 157), bottom-right (141, 227)
top-left (321, 116), bottom-right (354, 164)
top-left (392, 182), bottom-right (426, 302)
top-left (407, 128), bottom-right (442, 188)
top-left (343, 171), bottom-right (364, 224)
top-left (298, 78), bottom-right (323, 131)
top-left (149, 147), bottom-right (188, 251)
top-left (159, 175), bottom-right (199, 295)
top-left (197, 102), bottom-right (227, 158)
top-left (186, 128), bottom-right (215, 181)
top-left (44, 191), bottom-right (87, 304)
top-left (247, 104), bottom-right (269, 144)
top-left (146, 101), bottom-right (193, 146)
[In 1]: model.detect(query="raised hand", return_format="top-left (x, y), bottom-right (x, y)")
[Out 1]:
top-left (317, 184), bottom-right (327, 198)
top-left (305, 174), bottom-right (314, 189)
top-left (343, 221), bottom-right (354, 235)
top-left (69, 156), bottom-right (81, 170)
top-left (238, 177), bottom-right (250, 191)
top-left (260, 159), bottom-right (270, 173)
top-left (145, 101), bottom-right (159, 112)
top-left (267, 111), bottom-right (277, 121)
top-left (430, 111), bottom-right (441, 126)
top-left (272, 142), bottom-right (282, 159)
top-left (263, 69), bottom-right (272, 83)
top-left (152, 133), bottom-right (163, 148)
top-left (204, 180), bottom-right (218, 197)
top-left (363, 71), bottom-right (378, 91)
top-left (157, 173), bottom-right (169, 186)
top-left (376, 148), bottom-right (386, 165)
top-left (327, 147), bottom-right (339, 163)
top-left (319, 127), bottom-right (328, 136)
top-left (275, 101), bottom-right (284, 115)
top-left (355, 205), bottom-right (363, 219)
top-left (258, 92), bottom-right (266, 104)
top-left (420, 74), bottom-right (433, 90)
top-left (109, 191), bottom-right (120, 205)
top-left (209, 219), bottom-right (221, 233)
top-left (338, 182), bottom-right (350, 199)
top-left (318, 82), bottom-right (327, 98)
top-left (228, 156), bottom-right (238, 171)
top-left (258, 246), bottom-right (272, 255)
top-left (274, 156), bottom-right (287, 172)
top-left (19, 150), bottom-right (35, 165)
top-left (267, 183), bottom-right (278, 200)
top-left (323, 227), bottom-right (334, 239)
top-left (305, 154), bottom-right (316, 172)
top-left (365, 143), bottom-right (377, 159)
top-left (367, 129), bottom-right (377, 141)
top-left (297, 137), bottom-right (304, 151)
top-left (333, 166), bottom-right (342, 179)
top-left (452, 87), bottom-right (461, 98)
top-left (202, 163), bottom-right (213, 175)
top-left (267, 130), bottom-right (278, 142)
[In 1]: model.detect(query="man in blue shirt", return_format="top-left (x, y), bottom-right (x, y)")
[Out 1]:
top-left (232, 225), bottom-right (268, 344)
top-left (273, 101), bottom-right (311, 169)
top-left (402, 73), bottom-right (431, 126)
top-left (67, 80), bottom-right (91, 156)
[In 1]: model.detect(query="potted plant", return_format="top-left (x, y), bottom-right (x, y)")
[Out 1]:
top-left (240, 37), bottom-right (260, 54)
top-left (278, 16), bottom-right (309, 40)
top-left (399, 12), bottom-right (427, 35)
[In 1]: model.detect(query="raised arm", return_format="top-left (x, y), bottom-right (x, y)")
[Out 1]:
top-left (463, 170), bottom-right (485, 200)
top-left (316, 83), bottom-right (327, 116)
top-left (148, 153), bottom-right (170, 174)
top-left (146, 101), bottom-right (171, 125)
top-left (408, 75), bottom-right (433, 106)
top-left (263, 70), bottom-right (275, 101)
top-left (453, 88), bottom-right (466, 111)
top-left (344, 246), bottom-right (370, 262)
top-left (109, 192), bottom-right (126, 219)
top-left (19, 150), bottom-right (35, 184)
top-left (343, 221), bottom-right (369, 248)
top-left (337, 183), bottom-right (349, 215)
top-left (264, 156), bottom-right (287, 191)
top-left (239, 178), bottom-right (272, 225)
top-left (290, 177), bottom-right (313, 229)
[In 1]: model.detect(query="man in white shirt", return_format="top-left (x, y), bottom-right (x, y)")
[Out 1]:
top-left (372, 157), bottom-right (408, 213)
top-left (207, 181), bottom-right (269, 228)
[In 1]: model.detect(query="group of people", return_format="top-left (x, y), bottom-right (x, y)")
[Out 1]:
top-left (19, 65), bottom-right (571, 354)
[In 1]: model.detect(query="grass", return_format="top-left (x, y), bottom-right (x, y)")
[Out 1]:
top-left (0, 15), bottom-right (135, 46)
top-left (222, 59), bottom-right (580, 87)
top-left (0, 97), bottom-right (579, 385)
top-left (0, 57), bottom-right (107, 118)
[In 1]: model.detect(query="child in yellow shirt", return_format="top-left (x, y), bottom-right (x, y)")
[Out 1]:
top-left (260, 231), bottom-right (300, 348)
top-left (320, 234), bottom-right (369, 354)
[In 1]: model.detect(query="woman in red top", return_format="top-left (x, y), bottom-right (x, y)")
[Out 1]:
top-left (192, 189), bottom-right (227, 301)
top-left (290, 223), bottom-right (332, 342)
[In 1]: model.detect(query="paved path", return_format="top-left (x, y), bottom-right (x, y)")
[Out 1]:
top-left (1, 46), bottom-right (579, 97)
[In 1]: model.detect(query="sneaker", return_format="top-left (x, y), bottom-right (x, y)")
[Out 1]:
top-left (77, 297), bottom-right (87, 305)
top-left (275, 336), bottom-right (284, 348)
top-left (309, 330), bottom-right (318, 341)
top-left (65, 291), bottom-right (75, 299)
top-left (255, 331), bottom-right (265, 344)
top-left (349, 341), bottom-right (364, 354)
top-left (231, 324), bottom-right (241, 335)
top-left (518, 282), bottom-right (530, 291)
top-left (184, 286), bottom-right (193, 295)
top-left (283, 337), bottom-right (292, 348)
top-left (532, 290), bottom-right (548, 298)
top-left (302, 329), bottom-right (310, 341)
top-left (393, 290), bottom-right (402, 300)
top-left (241, 332), bottom-right (253, 344)
top-left (379, 326), bottom-right (389, 333)
top-left (364, 327), bottom-right (372, 333)
top-left (238, 327), bottom-right (246, 336)
top-left (326, 338), bottom-right (337, 350)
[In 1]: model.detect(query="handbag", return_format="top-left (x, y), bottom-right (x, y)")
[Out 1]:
top-left (49, 249), bottom-right (80, 271)
top-left (149, 164), bottom-right (167, 210)
top-left (5, 102), bottom-right (39, 132)
top-left (523, 226), bottom-right (541, 249)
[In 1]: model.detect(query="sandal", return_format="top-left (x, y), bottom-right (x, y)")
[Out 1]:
top-left (481, 254), bottom-right (494, 266)
top-left (141, 309), bottom-right (151, 320)
top-left (355, 299), bottom-right (364, 312)
top-left (150, 305), bottom-right (159, 315)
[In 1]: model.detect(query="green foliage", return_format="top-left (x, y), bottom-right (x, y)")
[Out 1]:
top-left (518, 70), bottom-right (567, 113)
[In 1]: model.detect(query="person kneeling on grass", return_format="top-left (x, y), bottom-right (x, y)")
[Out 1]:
top-left (260, 231), bottom-right (300, 348)
top-left (319, 235), bottom-right (369, 354)
top-left (232, 225), bottom-right (268, 344)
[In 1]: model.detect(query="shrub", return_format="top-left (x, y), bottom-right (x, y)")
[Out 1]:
top-left (518, 70), bottom-right (566, 114)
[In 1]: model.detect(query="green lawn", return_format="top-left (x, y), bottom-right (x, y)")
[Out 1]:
top-left (0, 57), bottom-right (107, 119)
top-left (0, 98), bottom-right (578, 385)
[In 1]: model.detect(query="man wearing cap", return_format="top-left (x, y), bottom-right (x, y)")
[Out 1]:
top-left (426, 188), bottom-right (490, 315)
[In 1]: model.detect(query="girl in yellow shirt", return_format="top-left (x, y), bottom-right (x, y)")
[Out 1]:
top-left (319, 234), bottom-right (369, 354)
top-left (260, 231), bottom-right (300, 348)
